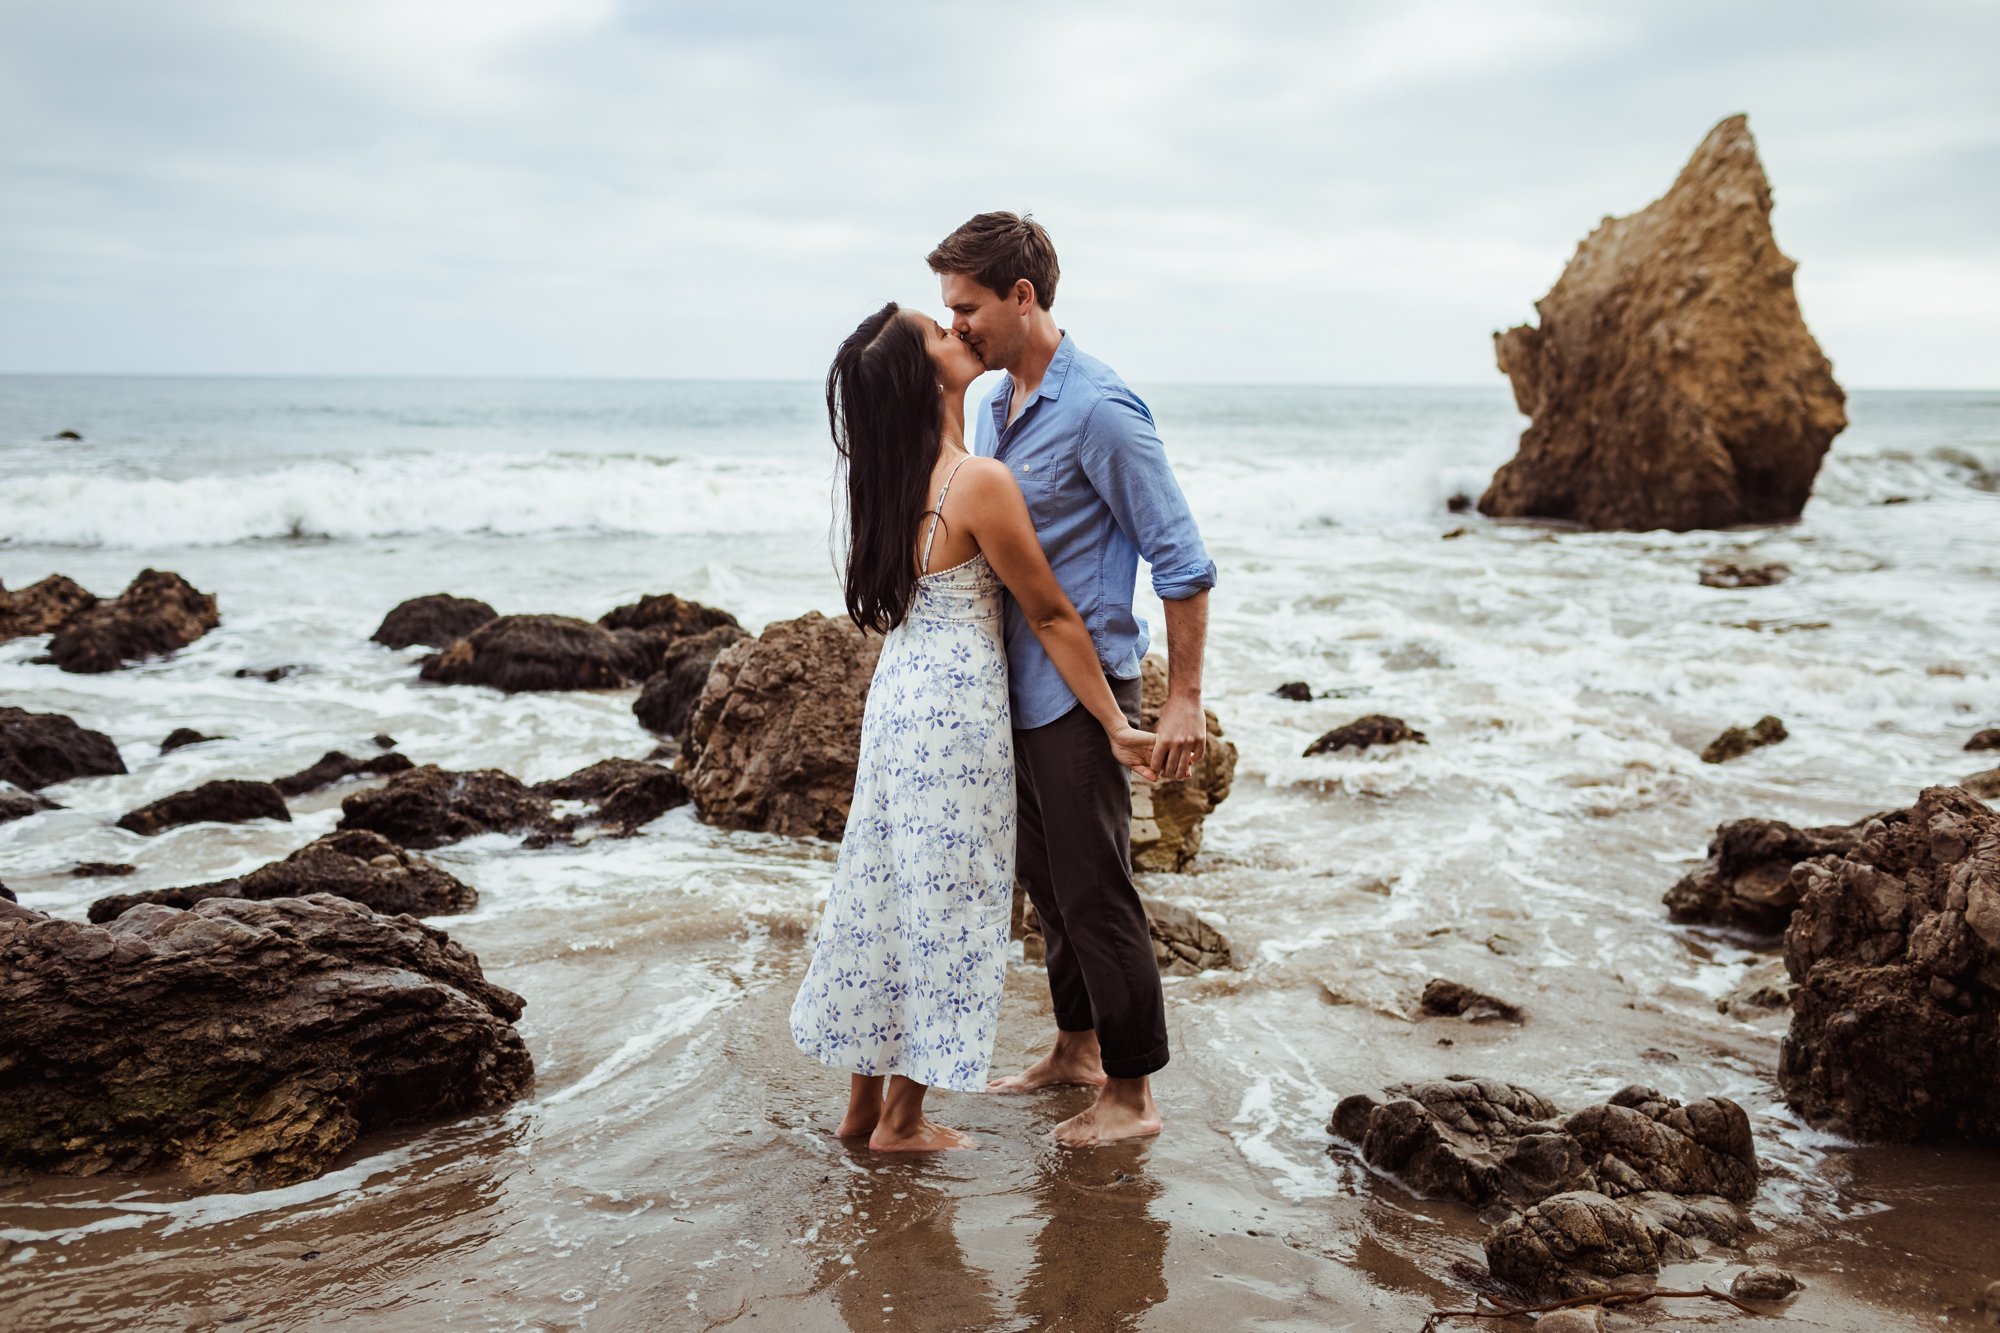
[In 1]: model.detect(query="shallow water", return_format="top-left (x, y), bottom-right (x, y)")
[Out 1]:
top-left (2, 379), bottom-right (1997, 1329)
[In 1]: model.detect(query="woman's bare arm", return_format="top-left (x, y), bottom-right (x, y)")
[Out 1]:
top-left (953, 459), bottom-right (1156, 776)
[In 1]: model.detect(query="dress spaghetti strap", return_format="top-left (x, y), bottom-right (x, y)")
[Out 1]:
top-left (920, 455), bottom-right (974, 574)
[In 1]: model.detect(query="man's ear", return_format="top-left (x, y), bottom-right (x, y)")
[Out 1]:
top-left (1013, 278), bottom-right (1035, 314)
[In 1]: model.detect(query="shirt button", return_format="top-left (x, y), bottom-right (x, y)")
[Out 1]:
top-left (1022, 464), bottom-right (1033, 473)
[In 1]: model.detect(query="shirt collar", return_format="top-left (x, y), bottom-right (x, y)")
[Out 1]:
top-left (993, 331), bottom-right (1076, 432)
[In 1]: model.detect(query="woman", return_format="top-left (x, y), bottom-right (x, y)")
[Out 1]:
top-left (790, 302), bottom-right (1159, 1151)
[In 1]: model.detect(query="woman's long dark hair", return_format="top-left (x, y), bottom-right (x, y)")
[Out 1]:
top-left (827, 302), bottom-right (943, 634)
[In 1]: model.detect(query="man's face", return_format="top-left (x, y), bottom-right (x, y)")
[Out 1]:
top-left (940, 272), bottom-right (1019, 371)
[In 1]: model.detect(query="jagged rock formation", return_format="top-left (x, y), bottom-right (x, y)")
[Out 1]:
top-left (678, 611), bottom-right (884, 839)
top-left (1665, 814), bottom-right (1866, 933)
top-left (1701, 715), bottom-right (1787, 763)
top-left (0, 574), bottom-right (96, 641)
top-left (1779, 785), bottom-right (2000, 1141)
top-left (89, 829), bottom-right (477, 922)
top-left (0, 707), bottom-right (127, 790)
top-left (597, 592), bottom-right (741, 681)
top-left (338, 765), bottom-right (552, 848)
top-left (115, 779), bottom-right (291, 835)
top-left (528, 758), bottom-right (689, 842)
top-left (418, 614), bottom-right (633, 692)
top-left (635, 624), bottom-right (751, 738)
top-left (371, 593), bottom-right (497, 650)
top-left (47, 569), bottom-right (220, 673)
top-left (1130, 653), bottom-right (1236, 872)
top-left (1331, 1077), bottom-right (1757, 1297)
top-left (0, 894), bottom-right (529, 1190)
top-left (1479, 115), bottom-right (1846, 531)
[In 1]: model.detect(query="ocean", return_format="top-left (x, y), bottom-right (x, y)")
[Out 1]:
top-left (2, 374), bottom-right (1997, 1330)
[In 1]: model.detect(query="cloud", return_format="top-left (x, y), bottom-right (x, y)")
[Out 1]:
top-left (0, 0), bottom-right (1995, 385)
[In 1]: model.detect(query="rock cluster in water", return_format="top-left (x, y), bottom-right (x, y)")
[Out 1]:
top-left (88, 829), bottom-right (479, 922)
top-left (1330, 1077), bottom-right (1758, 1298)
top-left (0, 894), bottom-right (532, 1190)
top-left (395, 590), bottom-right (740, 693)
top-left (30, 569), bottom-right (221, 673)
top-left (1479, 114), bottom-right (1846, 531)
top-left (1665, 813), bottom-right (1867, 934)
top-left (1780, 785), bottom-right (2000, 1141)
top-left (1303, 714), bottom-right (1426, 757)
top-left (0, 707), bottom-right (128, 790)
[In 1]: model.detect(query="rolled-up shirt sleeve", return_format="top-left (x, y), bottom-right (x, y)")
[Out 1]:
top-left (1078, 390), bottom-right (1217, 600)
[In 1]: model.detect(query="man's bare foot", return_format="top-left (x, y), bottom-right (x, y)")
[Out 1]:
top-left (987, 1037), bottom-right (1109, 1094)
top-left (868, 1118), bottom-right (978, 1152)
top-left (1051, 1079), bottom-right (1162, 1147)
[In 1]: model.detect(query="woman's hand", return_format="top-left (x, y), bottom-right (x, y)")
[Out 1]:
top-left (1109, 726), bottom-right (1162, 783)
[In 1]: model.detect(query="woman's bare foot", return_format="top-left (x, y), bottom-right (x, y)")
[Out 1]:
top-left (868, 1117), bottom-right (978, 1151)
top-left (1051, 1077), bottom-right (1162, 1147)
top-left (987, 1031), bottom-right (1109, 1093)
top-left (836, 1074), bottom-right (883, 1138)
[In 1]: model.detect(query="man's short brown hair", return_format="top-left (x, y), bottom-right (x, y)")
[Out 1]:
top-left (927, 211), bottom-right (1060, 310)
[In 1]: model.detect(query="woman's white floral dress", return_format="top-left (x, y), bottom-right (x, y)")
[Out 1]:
top-left (790, 502), bottom-right (1015, 1092)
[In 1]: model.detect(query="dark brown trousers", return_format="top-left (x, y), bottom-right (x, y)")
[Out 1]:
top-left (1013, 674), bottom-right (1169, 1079)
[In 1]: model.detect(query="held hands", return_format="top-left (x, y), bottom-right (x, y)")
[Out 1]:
top-left (1108, 726), bottom-right (1162, 783)
top-left (1148, 696), bottom-right (1207, 783)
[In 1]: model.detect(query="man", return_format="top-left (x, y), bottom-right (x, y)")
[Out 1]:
top-left (927, 211), bottom-right (1216, 1146)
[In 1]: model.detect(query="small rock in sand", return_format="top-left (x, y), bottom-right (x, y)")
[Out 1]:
top-left (1418, 977), bottom-right (1522, 1023)
top-left (71, 863), bottom-right (136, 878)
top-left (1700, 715), bottom-right (1786, 764)
top-left (1730, 1265), bottom-right (1801, 1302)
top-left (1700, 561), bottom-right (1790, 588)
top-left (1963, 768), bottom-right (2000, 801)
top-left (1966, 729), bottom-right (2000, 752)
top-left (1534, 1308), bottom-right (1606, 1333)
top-left (159, 728), bottom-right (218, 753)
top-left (1273, 681), bottom-right (1313, 702)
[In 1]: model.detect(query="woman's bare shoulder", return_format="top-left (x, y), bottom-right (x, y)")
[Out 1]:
top-left (953, 455), bottom-right (1019, 496)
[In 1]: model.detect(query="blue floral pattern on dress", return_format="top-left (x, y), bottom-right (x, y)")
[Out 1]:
top-left (789, 552), bottom-right (1015, 1092)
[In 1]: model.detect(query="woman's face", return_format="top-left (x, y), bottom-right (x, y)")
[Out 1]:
top-left (909, 312), bottom-right (983, 394)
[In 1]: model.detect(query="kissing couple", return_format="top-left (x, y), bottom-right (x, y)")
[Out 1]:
top-left (790, 212), bottom-right (1216, 1151)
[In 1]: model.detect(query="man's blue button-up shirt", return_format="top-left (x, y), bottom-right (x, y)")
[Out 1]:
top-left (974, 333), bottom-right (1217, 730)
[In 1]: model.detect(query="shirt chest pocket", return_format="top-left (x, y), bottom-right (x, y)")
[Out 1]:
top-left (1006, 456), bottom-right (1068, 523)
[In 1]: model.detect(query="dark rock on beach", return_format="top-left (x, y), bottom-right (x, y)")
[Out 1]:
top-left (679, 611), bottom-right (883, 840)
top-left (371, 593), bottom-right (498, 650)
top-left (1967, 729), bottom-right (2000, 753)
top-left (1965, 768), bottom-right (2000, 801)
top-left (1331, 1078), bottom-right (1757, 1297)
top-left (1131, 653), bottom-right (1237, 873)
top-left (1779, 785), bottom-right (2000, 1142)
top-left (1419, 978), bottom-right (1522, 1023)
top-left (71, 862), bottom-right (137, 878)
top-left (116, 779), bottom-right (291, 836)
top-left (530, 757), bottom-right (689, 840)
top-left (1274, 681), bottom-right (1314, 702)
top-left (1700, 562), bottom-right (1790, 588)
top-left (0, 882), bottom-right (12, 902)
top-left (1477, 115), bottom-right (1845, 531)
top-left (419, 614), bottom-right (631, 692)
top-left (598, 592), bottom-right (742, 680)
top-left (634, 624), bottom-right (752, 737)
top-left (234, 664), bottom-right (301, 682)
top-left (0, 707), bottom-right (128, 790)
top-left (0, 789), bottom-right (60, 824)
top-left (1303, 714), bottom-right (1427, 757)
top-left (337, 764), bottom-right (552, 849)
top-left (1700, 715), bottom-right (1787, 764)
top-left (47, 569), bottom-right (220, 673)
top-left (1665, 814), bottom-right (1866, 934)
top-left (160, 727), bottom-right (219, 753)
top-left (0, 893), bottom-right (530, 1190)
top-left (0, 574), bottom-right (97, 642)
top-left (89, 829), bottom-right (478, 923)
top-left (1731, 1265), bottom-right (1802, 1303)
top-left (273, 749), bottom-right (416, 797)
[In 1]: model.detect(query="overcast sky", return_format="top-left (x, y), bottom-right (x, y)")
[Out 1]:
top-left (2, 0), bottom-right (1995, 385)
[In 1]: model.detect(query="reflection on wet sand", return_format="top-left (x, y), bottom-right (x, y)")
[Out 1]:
top-left (1017, 1139), bottom-right (1167, 1331)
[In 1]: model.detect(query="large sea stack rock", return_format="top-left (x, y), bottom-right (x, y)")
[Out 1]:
top-left (419, 614), bottom-right (632, 692)
top-left (337, 765), bottom-right (552, 849)
top-left (680, 612), bottom-right (883, 839)
top-left (47, 568), bottom-right (221, 672)
top-left (0, 574), bottom-right (97, 642)
top-left (1130, 654), bottom-right (1237, 873)
top-left (634, 624), bottom-right (752, 738)
top-left (1665, 814), bottom-right (1868, 933)
top-left (1479, 114), bottom-right (1846, 531)
top-left (371, 593), bottom-right (497, 650)
top-left (115, 779), bottom-right (291, 835)
top-left (0, 707), bottom-right (127, 790)
top-left (89, 829), bottom-right (478, 923)
top-left (1779, 785), bottom-right (2000, 1141)
top-left (0, 894), bottom-right (530, 1190)
top-left (1331, 1078), bottom-right (1757, 1297)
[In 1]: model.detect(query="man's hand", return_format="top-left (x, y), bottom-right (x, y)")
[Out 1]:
top-left (1149, 695), bottom-right (1207, 783)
